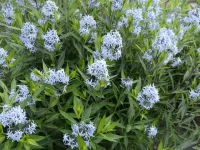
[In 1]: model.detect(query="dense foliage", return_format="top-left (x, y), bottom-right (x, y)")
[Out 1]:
top-left (0, 0), bottom-right (200, 149)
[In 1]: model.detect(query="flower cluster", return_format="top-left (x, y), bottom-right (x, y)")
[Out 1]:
top-left (63, 122), bottom-right (96, 149)
top-left (88, 32), bottom-right (97, 44)
top-left (137, 84), bottom-right (159, 109)
top-left (44, 69), bottom-right (69, 85)
top-left (150, 28), bottom-right (181, 66)
top-left (171, 57), bottom-right (182, 67)
top-left (145, 6), bottom-right (161, 31)
top-left (126, 8), bottom-right (143, 35)
top-left (143, 48), bottom-right (181, 67)
top-left (42, 29), bottom-right (59, 51)
top-left (142, 49), bottom-right (153, 62)
top-left (167, 13), bottom-right (176, 24)
top-left (9, 85), bottom-right (35, 106)
top-left (79, 15), bottom-right (96, 36)
top-left (153, 0), bottom-right (160, 7)
top-left (39, 0), bottom-right (60, 24)
top-left (93, 50), bottom-right (103, 61)
top-left (184, 8), bottom-right (200, 31)
top-left (87, 60), bottom-right (109, 80)
top-left (0, 105), bottom-right (36, 141)
top-left (20, 22), bottom-right (38, 53)
top-left (0, 48), bottom-right (15, 68)
top-left (6, 130), bottom-right (23, 142)
top-left (139, 0), bottom-right (148, 5)
top-left (145, 125), bottom-right (158, 138)
top-left (30, 72), bottom-right (41, 82)
top-left (15, 0), bottom-right (27, 14)
top-left (152, 28), bottom-right (178, 55)
top-left (110, 0), bottom-right (123, 11)
top-left (121, 77), bottom-right (133, 90)
top-left (118, 17), bottom-right (128, 28)
top-left (2, 2), bottom-right (15, 24)
top-left (0, 48), bottom-right (8, 67)
top-left (85, 78), bottom-right (99, 88)
top-left (31, 69), bottom-right (69, 92)
top-left (28, 0), bottom-right (41, 8)
top-left (120, 0), bottom-right (162, 33)
top-left (0, 105), bottom-right (26, 127)
top-left (86, 60), bottom-right (110, 88)
top-left (189, 87), bottom-right (200, 99)
top-left (163, 53), bottom-right (174, 65)
top-left (88, 0), bottom-right (100, 8)
top-left (16, 0), bottom-right (24, 6)
top-left (101, 30), bottom-right (123, 61)
top-left (24, 121), bottom-right (37, 134)
top-left (197, 48), bottom-right (200, 53)
top-left (166, 7), bottom-right (181, 25)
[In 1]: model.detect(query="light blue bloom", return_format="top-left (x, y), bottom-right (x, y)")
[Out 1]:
top-left (2, 2), bottom-right (14, 24)
top-left (42, 29), bottom-right (59, 51)
top-left (20, 22), bottom-right (38, 53)
top-left (137, 84), bottom-right (159, 109)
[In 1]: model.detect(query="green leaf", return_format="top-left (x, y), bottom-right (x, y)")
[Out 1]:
top-left (157, 140), bottom-right (163, 150)
top-left (45, 113), bottom-right (59, 123)
top-left (24, 143), bottom-right (31, 150)
top-left (11, 78), bottom-right (16, 90)
top-left (183, 67), bottom-right (192, 81)
top-left (121, 69), bottom-right (125, 78)
top-left (27, 135), bottom-right (46, 141)
top-left (105, 121), bottom-right (119, 132)
top-left (77, 67), bottom-right (87, 80)
top-left (77, 135), bottom-right (88, 150)
top-left (91, 91), bottom-right (105, 98)
top-left (97, 115), bottom-right (106, 133)
top-left (82, 106), bottom-right (91, 121)
top-left (0, 23), bottom-right (21, 30)
top-left (32, 85), bottom-right (45, 100)
top-left (112, 82), bottom-right (119, 100)
top-left (48, 97), bottom-right (59, 108)
top-left (65, 82), bottom-right (82, 93)
top-left (97, 133), bottom-right (122, 142)
top-left (91, 102), bottom-right (113, 115)
top-left (60, 32), bottom-right (72, 39)
top-left (59, 110), bottom-right (77, 124)
top-left (57, 50), bottom-right (66, 69)
top-left (4, 92), bottom-right (9, 105)
top-left (83, 45), bottom-right (93, 53)
top-left (65, 63), bottom-right (69, 75)
top-left (135, 77), bottom-right (141, 95)
top-left (138, 55), bottom-right (147, 73)
top-left (0, 134), bottom-right (5, 143)
top-left (3, 139), bottom-right (12, 150)
top-left (44, 87), bottom-right (56, 97)
top-left (70, 70), bottom-right (77, 79)
top-left (126, 124), bottom-right (132, 133)
top-left (78, 0), bottom-right (87, 13)
top-left (0, 80), bottom-right (8, 93)
top-left (16, 142), bottom-right (23, 150)
top-left (73, 90), bottom-right (86, 100)
top-left (73, 96), bottom-right (84, 119)
top-left (124, 134), bottom-right (128, 149)
top-left (176, 139), bottom-right (197, 150)
top-left (128, 96), bottom-right (136, 122)
top-left (42, 60), bottom-right (48, 73)
top-left (27, 139), bottom-right (40, 147)
top-left (73, 41), bottom-right (83, 58)
top-left (0, 124), bottom-right (3, 133)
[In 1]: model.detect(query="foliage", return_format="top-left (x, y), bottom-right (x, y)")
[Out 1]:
top-left (0, 0), bottom-right (200, 149)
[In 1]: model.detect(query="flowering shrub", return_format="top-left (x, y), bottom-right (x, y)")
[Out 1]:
top-left (0, 0), bottom-right (200, 149)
